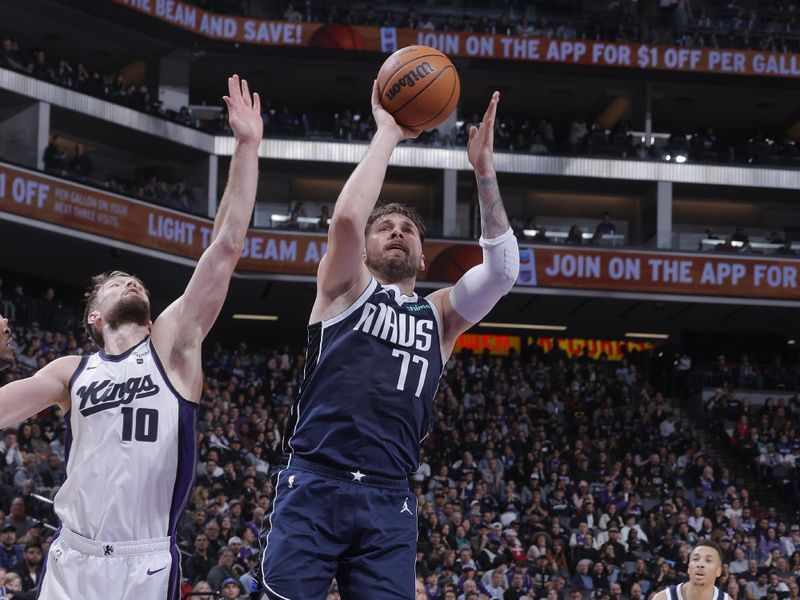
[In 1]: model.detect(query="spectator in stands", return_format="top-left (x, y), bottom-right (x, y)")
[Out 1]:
top-left (206, 546), bottom-right (237, 591)
top-left (2, 571), bottom-right (23, 597)
top-left (219, 577), bottom-right (243, 599)
top-left (1, 38), bottom-right (24, 71)
top-left (68, 143), bottom-right (92, 180)
top-left (567, 225), bottom-right (583, 245)
top-left (767, 231), bottom-right (785, 245)
top-left (402, 8), bottom-right (419, 29)
top-left (27, 48), bottom-right (49, 80)
top-left (595, 213), bottom-right (616, 236)
top-left (2, 500), bottom-right (35, 540)
top-left (191, 580), bottom-right (214, 600)
top-left (170, 180), bottom-right (198, 213)
top-left (178, 106), bottom-right (199, 128)
top-left (11, 543), bottom-right (42, 592)
top-left (42, 135), bottom-right (66, 173)
top-left (731, 226), bottom-right (750, 246)
top-left (529, 133), bottom-right (549, 154)
top-left (184, 532), bottom-right (216, 584)
top-left (569, 118), bottom-right (588, 152)
top-left (283, 3), bottom-right (301, 21)
top-left (53, 59), bottom-right (73, 88)
top-left (419, 14), bottom-right (435, 31)
top-left (0, 430), bottom-right (23, 470)
top-left (0, 524), bottom-right (22, 572)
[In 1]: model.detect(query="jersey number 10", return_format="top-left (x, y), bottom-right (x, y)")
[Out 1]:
top-left (121, 407), bottom-right (159, 442)
top-left (391, 349), bottom-right (429, 398)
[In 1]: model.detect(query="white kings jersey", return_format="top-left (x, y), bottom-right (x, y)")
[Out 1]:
top-left (54, 337), bottom-right (197, 542)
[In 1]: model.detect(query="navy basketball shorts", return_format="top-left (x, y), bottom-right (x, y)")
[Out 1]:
top-left (259, 456), bottom-right (417, 600)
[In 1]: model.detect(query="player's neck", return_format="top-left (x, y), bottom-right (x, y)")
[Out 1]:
top-left (102, 323), bottom-right (150, 356)
top-left (374, 274), bottom-right (417, 296)
top-left (681, 581), bottom-right (717, 600)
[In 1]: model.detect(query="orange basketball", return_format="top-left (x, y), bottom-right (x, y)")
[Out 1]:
top-left (377, 45), bottom-right (460, 131)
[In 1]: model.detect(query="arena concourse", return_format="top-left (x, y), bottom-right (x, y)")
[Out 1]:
top-left (1, 0), bottom-right (800, 599)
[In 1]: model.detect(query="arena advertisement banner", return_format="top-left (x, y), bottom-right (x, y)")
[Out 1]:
top-left (517, 246), bottom-right (800, 301)
top-left (112, 0), bottom-right (800, 79)
top-left (453, 334), bottom-right (521, 356)
top-left (1, 163), bottom-right (799, 302)
top-left (534, 337), bottom-right (654, 360)
top-left (0, 162), bottom-right (325, 275)
top-left (451, 334), bottom-right (653, 358)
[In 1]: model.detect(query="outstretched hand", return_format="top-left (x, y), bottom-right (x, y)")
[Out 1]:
top-left (224, 74), bottom-right (263, 147)
top-left (0, 316), bottom-right (15, 371)
top-left (467, 91), bottom-right (500, 176)
top-left (371, 79), bottom-right (420, 143)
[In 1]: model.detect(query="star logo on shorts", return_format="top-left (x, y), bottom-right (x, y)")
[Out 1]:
top-left (103, 544), bottom-right (114, 556)
top-left (350, 470), bottom-right (365, 482)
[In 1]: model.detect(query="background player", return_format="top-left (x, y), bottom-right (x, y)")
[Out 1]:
top-left (259, 82), bottom-right (519, 598)
top-left (650, 541), bottom-right (733, 600)
top-left (0, 316), bottom-right (13, 372)
top-left (0, 74), bottom-right (262, 600)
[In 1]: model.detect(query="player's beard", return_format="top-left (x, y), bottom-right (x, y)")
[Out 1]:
top-left (365, 247), bottom-right (419, 282)
top-left (105, 295), bottom-right (151, 330)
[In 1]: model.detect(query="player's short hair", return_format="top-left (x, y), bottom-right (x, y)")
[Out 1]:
top-left (83, 270), bottom-right (148, 347)
top-left (366, 202), bottom-right (426, 244)
top-left (693, 539), bottom-right (722, 561)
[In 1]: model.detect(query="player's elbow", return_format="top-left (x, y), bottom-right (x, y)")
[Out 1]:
top-left (213, 235), bottom-right (244, 259)
top-left (490, 232), bottom-right (520, 296)
top-left (329, 210), bottom-right (363, 234)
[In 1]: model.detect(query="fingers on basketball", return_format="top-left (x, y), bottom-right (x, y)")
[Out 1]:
top-left (371, 79), bottom-right (381, 109)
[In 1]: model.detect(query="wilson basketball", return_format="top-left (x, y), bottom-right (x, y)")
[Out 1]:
top-left (377, 45), bottom-right (460, 131)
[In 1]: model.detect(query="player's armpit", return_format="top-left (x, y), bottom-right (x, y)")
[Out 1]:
top-left (0, 355), bottom-right (79, 428)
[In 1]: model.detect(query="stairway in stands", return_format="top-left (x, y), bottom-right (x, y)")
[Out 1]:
top-left (671, 391), bottom-right (799, 522)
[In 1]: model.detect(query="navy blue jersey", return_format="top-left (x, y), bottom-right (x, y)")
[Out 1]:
top-left (283, 278), bottom-right (445, 478)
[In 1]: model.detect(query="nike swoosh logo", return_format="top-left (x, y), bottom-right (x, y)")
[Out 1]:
top-left (147, 567), bottom-right (168, 576)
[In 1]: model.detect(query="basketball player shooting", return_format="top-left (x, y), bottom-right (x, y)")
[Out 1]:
top-left (0, 74), bottom-right (262, 600)
top-left (259, 83), bottom-right (519, 599)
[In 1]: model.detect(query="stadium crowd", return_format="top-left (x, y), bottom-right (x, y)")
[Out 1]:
top-left (4, 35), bottom-right (799, 170)
top-left (41, 134), bottom-right (205, 216)
top-left (1, 281), bottom-right (800, 599)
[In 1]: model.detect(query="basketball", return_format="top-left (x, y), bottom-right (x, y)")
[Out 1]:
top-left (377, 45), bottom-right (460, 131)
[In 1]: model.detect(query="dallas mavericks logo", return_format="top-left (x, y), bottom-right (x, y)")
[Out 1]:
top-left (76, 376), bottom-right (160, 417)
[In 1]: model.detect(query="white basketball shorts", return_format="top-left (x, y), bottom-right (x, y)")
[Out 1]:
top-left (38, 528), bottom-right (179, 600)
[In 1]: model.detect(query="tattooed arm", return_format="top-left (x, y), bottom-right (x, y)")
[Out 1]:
top-left (469, 92), bottom-right (510, 239)
top-left (427, 92), bottom-right (519, 357)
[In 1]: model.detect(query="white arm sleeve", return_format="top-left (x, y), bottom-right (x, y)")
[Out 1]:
top-left (448, 227), bottom-right (520, 324)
